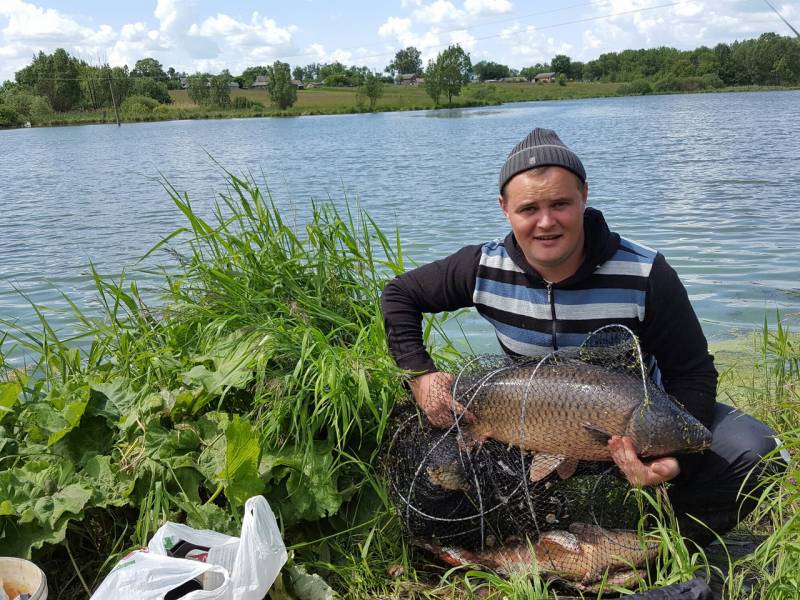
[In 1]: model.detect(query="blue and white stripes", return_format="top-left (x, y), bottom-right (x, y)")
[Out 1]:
top-left (473, 237), bottom-right (656, 355)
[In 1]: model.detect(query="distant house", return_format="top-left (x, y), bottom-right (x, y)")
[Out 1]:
top-left (398, 73), bottom-right (420, 86)
top-left (179, 77), bottom-right (189, 89)
top-left (228, 81), bottom-right (240, 89)
top-left (291, 79), bottom-right (305, 89)
top-left (501, 76), bottom-right (528, 83)
top-left (533, 72), bottom-right (557, 83)
top-left (251, 75), bottom-right (269, 88)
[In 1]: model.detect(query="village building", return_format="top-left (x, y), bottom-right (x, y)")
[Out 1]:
top-left (251, 75), bottom-right (269, 88)
top-left (398, 73), bottom-right (420, 86)
top-left (533, 72), bottom-right (557, 83)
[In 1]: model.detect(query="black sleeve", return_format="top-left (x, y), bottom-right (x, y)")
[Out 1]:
top-left (640, 253), bottom-right (718, 428)
top-left (380, 244), bottom-right (483, 372)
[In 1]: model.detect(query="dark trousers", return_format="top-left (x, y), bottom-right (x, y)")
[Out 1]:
top-left (667, 403), bottom-right (785, 548)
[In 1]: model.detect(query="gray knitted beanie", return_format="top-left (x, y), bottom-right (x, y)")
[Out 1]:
top-left (498, 128), bottom-right (586, 193)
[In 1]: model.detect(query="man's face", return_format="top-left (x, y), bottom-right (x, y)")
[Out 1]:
top-left (499, 166), bottom-right (588, 281)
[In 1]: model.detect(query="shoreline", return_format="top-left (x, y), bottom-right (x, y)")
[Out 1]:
top-left (2, 83), bottom-right (797, 130)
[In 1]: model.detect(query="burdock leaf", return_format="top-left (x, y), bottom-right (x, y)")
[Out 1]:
top-left (0, 380), bottom-right (21, 412)
top-left (88, 377), bottom-right (141, 423)
top-left (219, 415), bottom-right (264, 507)
top-left (260, 442), bottom-right (342, 523)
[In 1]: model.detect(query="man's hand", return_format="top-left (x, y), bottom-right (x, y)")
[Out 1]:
top-left (608, 435), bottom-right (680, 487)
top-left (410, 371), bottom-right (475, 429)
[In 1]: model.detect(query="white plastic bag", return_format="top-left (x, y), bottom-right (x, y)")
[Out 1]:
top-left (91, 496), bottom-right (287, 600)
top-left (89, 551), bottom-right (230, 599)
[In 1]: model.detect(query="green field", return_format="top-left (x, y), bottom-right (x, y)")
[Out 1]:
top-left (30, 81), bottom-right (625, 126)
top-left (18, 81), bottom-right (798, 127)
top-left (168, 81), bottom-right (624, 112)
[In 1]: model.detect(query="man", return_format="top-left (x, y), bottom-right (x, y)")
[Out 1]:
top-left (380, 127), bottom-right (781, 548)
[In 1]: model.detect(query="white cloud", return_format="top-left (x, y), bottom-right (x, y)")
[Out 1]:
top-left (304, 43), bottom-right (326, 60)
top-left (499, 22), bottom-right (572, 63)
top-left (464, 0), bottom-right (512, 16)
top-left (154, 0), bottom-right (180, 32)
top-left (582, 29), bottom-right (603, 50)
top-left (301, 44), bottom-right (383, 69)
top-left (378, 16), bottom-right (412, 38)
top-left (413, 0), bottom-right (465, 25)
top-left (377, 15), bottom-right (442, 60)
top-left (1, 0), bottom-right (93, 43)
top-left (0, 1), bottom-right (300, 80)
top-left (189, 12), bottom-right (294, 48)
top-left (448, 29), bottom-right (476, 50)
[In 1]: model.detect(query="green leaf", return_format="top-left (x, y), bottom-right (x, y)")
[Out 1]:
top-left (83, 455), bottom-right (134, 506)
top-left (196, 412), bottom-right (229, 481)
top-left (260, 442), bottom-right (342, 524)
top-left (219, 416), bottom-right (264, 507)
top-left (181, 501), bottom-right (238, 535)
top-left (88, 377), bottom-right (141, 423)
top-left (182, 332), bottom-right (267, 397)
top-left (287, 565), bottom-right (339, 600)
top-left (0, 380), bottom-right (21, 412)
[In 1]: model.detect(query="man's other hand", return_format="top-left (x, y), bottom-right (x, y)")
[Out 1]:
top-left (410, 372), bottom-right (475, 429)
top-left (608, 435), bottom-right (680, 486)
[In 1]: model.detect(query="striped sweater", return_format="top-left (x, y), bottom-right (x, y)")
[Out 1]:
top-left (380, 208), bottom-right (718, 427)
top-left (474, 236), bottom-right (656, 356)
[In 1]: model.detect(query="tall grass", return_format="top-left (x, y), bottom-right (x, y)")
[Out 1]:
top-left (2, 171), bottom-right (799, 598)
top-left (0, 171), bottom-right (452, 598)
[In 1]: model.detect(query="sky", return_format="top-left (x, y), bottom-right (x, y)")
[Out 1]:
top-left (1, 0), bottom-right (798, 82)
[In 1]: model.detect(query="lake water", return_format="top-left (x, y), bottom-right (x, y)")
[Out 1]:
top-left (1, 91), bottom-right (799, 355)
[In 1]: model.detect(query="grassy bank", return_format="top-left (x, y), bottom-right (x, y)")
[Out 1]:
top-left (15, 81), bottom-right (797, 128)
top-left (0, 172), bottom-right (798, 599)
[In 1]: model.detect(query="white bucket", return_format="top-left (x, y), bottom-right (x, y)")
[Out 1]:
top-left (0, 558), bottom-right (47, 600)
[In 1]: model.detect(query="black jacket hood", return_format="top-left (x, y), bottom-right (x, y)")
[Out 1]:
top-left (504, 207), bottom-right (620, 286)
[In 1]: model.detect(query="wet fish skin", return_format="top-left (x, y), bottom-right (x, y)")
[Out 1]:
top-left (426, 463), bottom-right (471, 492)
top-left (458, 362), bottom-right (711, 464)
top-left (537, 522), bottom-right (658, 583)
top-left (421, 522), bottom-right (658, 587)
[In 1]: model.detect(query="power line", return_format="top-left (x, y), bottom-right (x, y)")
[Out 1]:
top-left (271, 0), bottom-right (690, 64)
top-left (17, 0), bottom-right (698, 82)
top-left (265, 0), bottom-right (606, 59)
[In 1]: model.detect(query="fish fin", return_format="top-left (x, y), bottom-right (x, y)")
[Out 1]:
top-left (582, 422), bottom-right (613, 444)
top-left (536, 530), bottom-right (582, 554)
top-left (556, 457), bottom-right (579, 479)
top-left (419, 542), bottom-right (480, 568)
top-left (457, 428), bottom-right (485, 452)
top-left (605, 568), bottom-right (647, 587)
top-left (528, 453), bottom-right (564, 482)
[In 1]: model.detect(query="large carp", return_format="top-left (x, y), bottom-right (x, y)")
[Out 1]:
top-left (422, 522), bottom-right (659, 590)
top-left (455, 359), bottom-right (712, 481)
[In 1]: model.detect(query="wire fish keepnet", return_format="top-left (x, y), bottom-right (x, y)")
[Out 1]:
top-left (384, 325), bottom-right (671, 590)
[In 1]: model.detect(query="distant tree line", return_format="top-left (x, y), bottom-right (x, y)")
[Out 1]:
top-left (2, 33), bottom-right (798, 126)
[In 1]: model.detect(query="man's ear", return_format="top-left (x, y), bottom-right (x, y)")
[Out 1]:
top-left (498, 195), bottom-right (508, 219)
top-left (581, 182), bottom-right (589, 208)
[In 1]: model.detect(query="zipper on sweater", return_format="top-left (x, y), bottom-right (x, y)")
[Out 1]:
top-left (547, 282), bottom-right (558, 350)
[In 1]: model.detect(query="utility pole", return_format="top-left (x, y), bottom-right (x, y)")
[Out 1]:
top-left (107, 72), bottom-right (121, 127)
top-left (764, 0), bottom-right (800, 38)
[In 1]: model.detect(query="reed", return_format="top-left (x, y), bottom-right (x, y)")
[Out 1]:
top-left (1, 172), bottom-right (798, 599)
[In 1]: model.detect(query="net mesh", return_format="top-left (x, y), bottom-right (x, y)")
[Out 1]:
top-left (384, 326), bottom-right (670, 590)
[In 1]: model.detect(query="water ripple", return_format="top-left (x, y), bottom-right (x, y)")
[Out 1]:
top-left (1, 90), bottom-right (799, 347)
